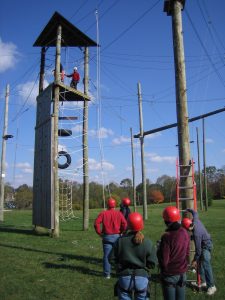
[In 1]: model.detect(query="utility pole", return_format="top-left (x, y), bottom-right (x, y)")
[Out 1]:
top-left (164, 0), bottom-right (193, 210)
top-left (137, 82), bottom-right (147, 220)
top-left (196, 127), bottom-right (203, 210)
top-left (0, 84), bottom-right (10, 222)
top-left (202, 118), bottom-right (208, 210)
top-left (130, 128), bottom-right (136, 212)
top-left (83, 46), bottom-right (89, 230)
top-left (52, 25), bottom-right (62, 237)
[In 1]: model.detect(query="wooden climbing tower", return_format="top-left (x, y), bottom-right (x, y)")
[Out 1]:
top-left (32, 12), bottom-right (97, 235)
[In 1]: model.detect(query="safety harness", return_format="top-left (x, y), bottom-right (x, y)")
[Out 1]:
top-left (115, 270), bottom-right (150, 297)
top-left (162, 274), bottom-right (186, 288)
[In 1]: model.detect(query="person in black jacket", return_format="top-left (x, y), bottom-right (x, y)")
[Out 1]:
top-left (120, 197), bottom-right (131, 221)
top-left (109, 212), bottom-right (157, 300)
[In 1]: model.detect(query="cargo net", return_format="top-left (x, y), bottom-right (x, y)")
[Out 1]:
top-left (59, 178), bottom-right (76, 221)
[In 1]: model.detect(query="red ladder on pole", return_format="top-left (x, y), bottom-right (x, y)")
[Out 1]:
top-left (176, 158), bottom-right (201, 288)
top-left (176, 158), bottom-right (197, 210)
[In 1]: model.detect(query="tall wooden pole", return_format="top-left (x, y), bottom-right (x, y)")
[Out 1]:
top-left (196, 127), bottom-right (203, 210)
top-left (52, 25), bottom-right (62, 237)
top-left (83, 47), bottom-right (89, 230)
top-left (0, 84), bottom-right (9, 222)
top-left (130, 128), bottom-right (136, 212)
top-left (137, 82), bottom-right (147, 220)
top-left (39, 47), bottom-right (46, 94)
top-left (165, 0), bottom-right (193, 209)
top-left (202, 118), bottom-right (208, 210)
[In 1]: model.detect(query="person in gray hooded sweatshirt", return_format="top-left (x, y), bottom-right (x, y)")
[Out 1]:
top-left (182, 209), bottom-right (217, 296)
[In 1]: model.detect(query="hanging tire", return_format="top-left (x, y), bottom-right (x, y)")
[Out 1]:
top-left (58, 151), bottom-right (71, 169)
top-left (58, 129), bottom-right (72, 137)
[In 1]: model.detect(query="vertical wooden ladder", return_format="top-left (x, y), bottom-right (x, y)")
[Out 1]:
top-left (176, 158), bottom-right (201, 289)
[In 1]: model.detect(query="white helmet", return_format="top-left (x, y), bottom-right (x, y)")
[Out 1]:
top-left (74, 66), bottom-right (78, 71)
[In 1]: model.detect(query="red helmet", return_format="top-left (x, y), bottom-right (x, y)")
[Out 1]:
top-left (163, 206), bottom-right (181, 223)
top-left (128, 212), bottom-right (144, 231)
top-left (107, 198), bottom-right (116, 208)
top-left (182, 218), bottom-right (192, 229)
top-left (122, 197), bottom-right (131, 206)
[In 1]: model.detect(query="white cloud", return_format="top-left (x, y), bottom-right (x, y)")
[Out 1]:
top-left (206, 138), bottom-right (214, 144)
top-left (145, 132), bottom-right (161, 139)
top-left (17, 79), bottom-right (49, 106)
top-left (146, 152), bottom-right (176, 163)
top-left (112, 135), bottom-right (130, 145)
top-left (89, 127), bottom-right (114, 139)
top-left (16, 162), bottom-right (33, 174)
top-left (23, 168), bottom-right (33, 174)
top-left (72, 124), bottom-right (83, 133)
top-left (16, 162), bottom-right (32, 168)
top-left (58, 144), bottom-right (68, 152)
top-left (0, 38), bottom-right (20, 72)
top-left (88, 158), bottom-right (115, 171)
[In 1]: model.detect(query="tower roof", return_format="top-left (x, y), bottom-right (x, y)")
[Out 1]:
top-left (33, 11), bottom-right (97, 47)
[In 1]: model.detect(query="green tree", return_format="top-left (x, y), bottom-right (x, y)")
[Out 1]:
top-left (120, 178), bottom-right (132, 199)
top-left (14, 184), bottom-right (33, 209)
top-left (156, 175), bottom-right (176, 202)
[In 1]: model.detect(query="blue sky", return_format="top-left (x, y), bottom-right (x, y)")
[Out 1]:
top-left (0, 0), bottom-right (225, 188)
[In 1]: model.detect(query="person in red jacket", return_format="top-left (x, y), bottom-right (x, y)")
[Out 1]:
top-left (65, 66), bottom-right (80, 89)
top-left (157, 206), bottom-right (190, 300)
top-left (94, 198), bottom-right (127, 279)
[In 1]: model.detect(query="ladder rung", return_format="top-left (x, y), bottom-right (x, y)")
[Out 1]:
top-left (179, 186), bottom-right (193, 189)
top-left (179, 197), bottom-right (194, 201)
top-left (180, 175), bottom-right (192, 178)
top-left (179, 164), bottom-right (191, 167)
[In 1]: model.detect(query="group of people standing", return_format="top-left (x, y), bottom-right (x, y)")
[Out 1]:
top-left (94, 199), bottom-right (216, 300)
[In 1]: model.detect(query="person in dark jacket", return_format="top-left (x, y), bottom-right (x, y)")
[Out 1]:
top-left (109, 212), bottom-right (157, 300)
top-left (65, 66), bottom-right (80, 89)
top-left (94, 198), bottom-right (127, 279)
top-left (120, 197), bottom-right (131, 221)
top-left (157, 206), bottom-right (190, 300)
top-left (182, 209), bottom-right (217, 296)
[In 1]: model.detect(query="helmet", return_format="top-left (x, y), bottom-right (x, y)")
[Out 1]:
top-left (182, 218), bottom-right (192, 230)
top-left (107, 198), bottom-right (116, 208)
top-left (74, 66), bottom-right (78, 71)
top-left (162, 206), bottom-right (181, 223)
top-left (128, 212), bottom-right (144, 231)
top-left (122, 197), bottom-right (131, 206)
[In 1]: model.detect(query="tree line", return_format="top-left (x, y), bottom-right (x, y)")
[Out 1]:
top-left (4, 165), bottom-right (225, 209)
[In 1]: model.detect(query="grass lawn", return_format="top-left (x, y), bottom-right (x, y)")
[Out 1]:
top-left (0, 200), bottom-right (225, 300)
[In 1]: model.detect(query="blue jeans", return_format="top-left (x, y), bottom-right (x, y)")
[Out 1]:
top-left (102, 234), bottom-right (120, 277)
top-left (118, 276), bottom-right (149, 300)
top-left (200, 248), bottom-right (215, 287)
top-left (162, 274), bottom-right (186, 300)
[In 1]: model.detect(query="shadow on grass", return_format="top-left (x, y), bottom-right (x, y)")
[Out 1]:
top-left (0, 226), bottom-right (47, 236)
top-left (43, 262), bottom-right (104, 277)
top-left (0, 242), bottom-right (102, 264)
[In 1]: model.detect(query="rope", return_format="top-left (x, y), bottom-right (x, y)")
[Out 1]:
top-left (95, 10), bottom-right (110, 207)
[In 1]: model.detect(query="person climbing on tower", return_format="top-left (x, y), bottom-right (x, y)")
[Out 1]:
top-left (182, 208), bottom-right (217, 296)
top-left (120, 197), bottom-right (131, 221)
top-left (65, 66), bottom-right (80, 89)
top-left (94, 198), bottom-right (127, 279)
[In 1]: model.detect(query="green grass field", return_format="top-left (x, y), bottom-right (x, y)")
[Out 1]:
top-left (0, 200), bottom-right (224, 300)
